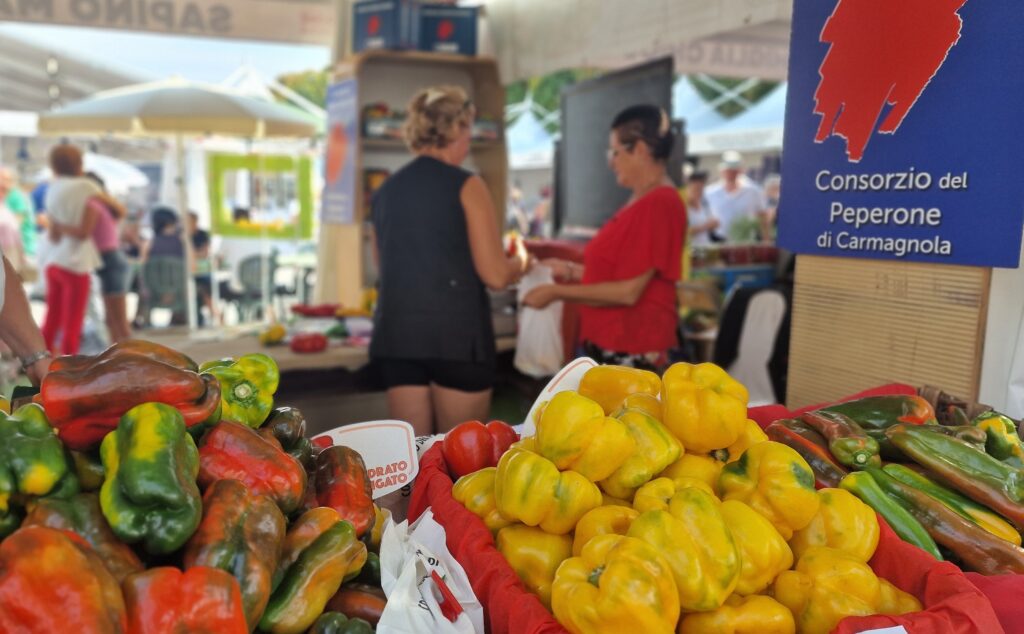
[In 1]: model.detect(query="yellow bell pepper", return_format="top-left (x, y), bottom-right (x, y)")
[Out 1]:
top-left (601, 493), bottom-right (633, 507)
top-left (494, 447), bottom-right (602, 535)
top-left (632, 477), bottom-right (714, 514)
top-left (720, 500), bottom-right (793, 595)
top-left (719, 441), bottom-right (820, 540)
top-left (716, 419), bottom-right (769, 463)
top-left (496, 525), bottom-right (572, 608)
top-left (789, 488), bottom-right (880, 563)
top-left (628, 487), bottom-right (739, 611)
top-left (679, 594), bottom-right (796, 634)
top-left (879, 578), bottom-right (922, 615)
top-left (572, 505), bottom-right (639, 556)
top-left (511, 435), bottom-right (538, 453)
top-left (720, 501), bottom-right (790, 594)
top-left (578, 365), bottom-right (661, 415)
top-left (771, 547), bottom-right (918, 634)
top-left (659, 452), bottom-right (723, 493)
top-left (661, 362), bottom-right (749, 453)
top-left (617, 392), bottom-right (662, 421)
top-left (536, 392), bottom-right (636, 482)
top-left (452, 467), bottom-right (514, 535)
top-left (552, 534), bottom-right (679, 634)
top-left (600, 408), bottom-right (682, 499)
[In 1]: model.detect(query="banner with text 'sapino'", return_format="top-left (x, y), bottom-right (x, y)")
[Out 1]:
top-left (778, 0), bottom-right (1024, 267)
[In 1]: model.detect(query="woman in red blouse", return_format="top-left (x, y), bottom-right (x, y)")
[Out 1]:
top-left (523, 105), bottom-right (686, 371)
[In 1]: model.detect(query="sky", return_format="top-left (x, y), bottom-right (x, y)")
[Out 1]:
top-left (0, 23), bottom-right (331, 83)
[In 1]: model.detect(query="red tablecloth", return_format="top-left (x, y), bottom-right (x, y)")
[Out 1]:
top-left (408, 385), bottom-right (1007, 634)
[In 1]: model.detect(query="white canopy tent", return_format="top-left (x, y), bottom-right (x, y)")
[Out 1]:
top-left (689, 82), bottom-right (787, 155)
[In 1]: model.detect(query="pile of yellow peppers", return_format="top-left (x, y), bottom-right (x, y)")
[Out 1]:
top-left (451, 363), bottom-right (923, 634)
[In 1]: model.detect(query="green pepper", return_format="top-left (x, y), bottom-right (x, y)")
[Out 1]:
top-left (974, 411), bottom-right (1024, 467)
top-left (202, 354), bottom-right (280, 429)
top-left (22, 492), bottom-right (144, 583)
top-left (307, 612), bottom-right (374, 634)
top-left (821, 394), bottom-right (937, 429)
top-left (886, 424), bottom-right (1024, 528)
top-left (99, 402), bottom-right (203, 554)
top-left (0, 403), bottom-right (77, 537)
top-left (351, 551), bottom-right (381, 586)
top-left (840, 470), bottom-right (942, 559)
top-left (259, 407), bottom-right (314, 469)
top-left (800, 410), bottom-right (880, 469)
top-left (882, 464), bottom-right (1021, 546)
top-left (260, 507), bottom-right (368, 634)
top-left (870, 467), bottom-right (1024, 575)
top-left (70, 450), bottom-right (105, 491)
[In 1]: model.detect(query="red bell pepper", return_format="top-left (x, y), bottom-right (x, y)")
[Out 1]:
top-left (291, 332), bottom-right (329, 354)
top-left (0, 526), bottom-right (128, 633)
top-left (316, 446), bottom-right (375, 537)
top-left (184, 479), bottom-right (287, 628)
top-left (123, 566), bottom-right (249, 634)
top-left (37, 353), bottom-right (222, 450)
top-left (50, 339), bottom-right (199, 373)
top-left (198, 421), bottom-right (308, 514)
top-left (441, 420), bottom-right (519, 479)
top-left (22, 493), bottom-right (144, 584)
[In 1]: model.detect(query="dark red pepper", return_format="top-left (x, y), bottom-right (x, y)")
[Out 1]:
top-left (441, 419), bottom-right (519, 479)
top-left (37, 354), bottom-right (221, 451)
top-left (315, 446), bottom-right (375, 537)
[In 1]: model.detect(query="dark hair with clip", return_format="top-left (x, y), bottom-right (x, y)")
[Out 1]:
top-left (611, 105), bottom-right (674, 161)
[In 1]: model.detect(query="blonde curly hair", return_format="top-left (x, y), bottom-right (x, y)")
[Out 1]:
top-left (403, 85), bottom-right (475, 152)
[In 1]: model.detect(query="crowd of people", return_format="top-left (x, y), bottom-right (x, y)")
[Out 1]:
top-left (0, 143), bottom-right (270, 356)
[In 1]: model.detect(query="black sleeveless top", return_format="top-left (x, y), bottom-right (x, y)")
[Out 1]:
top-left (369, 156), bottom-right (495, 364)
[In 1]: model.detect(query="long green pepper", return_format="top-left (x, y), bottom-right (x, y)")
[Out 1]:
top-left (840, 470), bottom-right (942, 559)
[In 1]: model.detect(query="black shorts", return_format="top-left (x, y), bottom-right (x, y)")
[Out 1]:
top-left (97, 250), bottom-right (130, 295)
top-left (376, 357), bottom-right (495, 392)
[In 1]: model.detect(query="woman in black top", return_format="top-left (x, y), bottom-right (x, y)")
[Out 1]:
top-left (371, 85), bottom-right (528, 435)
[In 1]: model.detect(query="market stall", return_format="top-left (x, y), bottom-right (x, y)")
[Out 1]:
top-left (4, 338), bottom-right (1023, 633)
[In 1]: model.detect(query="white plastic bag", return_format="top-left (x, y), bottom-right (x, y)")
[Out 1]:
top-left (377, 508), bottom-right (484, 634)
top-left (514, 265), bottom-right (564, 378)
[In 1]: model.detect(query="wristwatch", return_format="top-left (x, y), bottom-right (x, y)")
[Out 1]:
top-left (19, 350), bottom-right (51, 371)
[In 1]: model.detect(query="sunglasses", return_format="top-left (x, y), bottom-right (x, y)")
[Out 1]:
top-left (606, 142), bottom-right (635, 162)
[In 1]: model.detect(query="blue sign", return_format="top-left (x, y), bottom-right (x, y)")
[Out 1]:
top-left (322, 79), bottom-right (358, 225)
top-left (778, 0), bottom-right (1024, 267)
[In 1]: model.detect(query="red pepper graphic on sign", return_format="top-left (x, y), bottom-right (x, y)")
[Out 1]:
top-left (813, 0), bottom-right (968, 162)
top-left (368, 15), bottom-right (381, 36)
top-left (437, 20), bottom-right (455, 40)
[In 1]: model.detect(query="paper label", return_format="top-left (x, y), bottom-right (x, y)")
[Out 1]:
top-left (314, 420), bottom-right (419, 499)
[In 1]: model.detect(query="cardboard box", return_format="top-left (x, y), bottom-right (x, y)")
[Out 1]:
top-left (416, 4), bottom-right (478, 55)
top-left (352, 0), bottom-right (417, 52)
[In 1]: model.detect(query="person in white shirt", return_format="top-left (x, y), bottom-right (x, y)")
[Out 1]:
top-left (684, 171), bottom-right (719, 247)
top-left (705, 150), bottom-right (770, 243)
top-left (41, 144), bottom-right (102, 354)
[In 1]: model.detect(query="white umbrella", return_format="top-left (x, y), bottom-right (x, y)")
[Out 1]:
top-left (35, 152), bottom-right (149, 194)
top-left (38, 78), bottom-right (321, 330)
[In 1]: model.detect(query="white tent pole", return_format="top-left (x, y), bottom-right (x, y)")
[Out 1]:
top-left (176, 133), bottom-right (199, 330)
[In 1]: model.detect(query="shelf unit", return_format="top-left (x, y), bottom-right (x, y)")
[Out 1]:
top-left (316, 50), bottom-right (508, 308)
